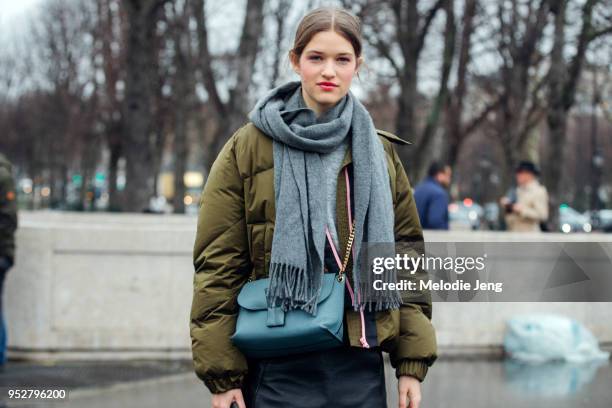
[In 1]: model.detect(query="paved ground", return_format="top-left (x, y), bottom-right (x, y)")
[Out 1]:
top-left (0, 360), bottom-right (194, 390)
top-left (0, 357), bottom-right (610, 407)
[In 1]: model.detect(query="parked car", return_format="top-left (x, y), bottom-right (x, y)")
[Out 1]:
top-left (589, 209), bottom-right (612, 232)
top-left (483, 202), bottom-right (501, 230)
top-left (449, 199), bottom-right (483, 230)
top-left (559, 205), bottom-right (592, 233)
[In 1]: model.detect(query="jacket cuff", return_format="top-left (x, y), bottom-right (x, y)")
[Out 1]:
top-left (395, 359), bottom-right (429, 382)
top-left (203, 373), bottom-right (245, 394)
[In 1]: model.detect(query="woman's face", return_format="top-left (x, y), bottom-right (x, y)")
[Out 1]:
top-left (291, 30), bottom-right (361, 116)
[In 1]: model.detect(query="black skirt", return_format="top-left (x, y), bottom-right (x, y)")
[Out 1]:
top-left (241, 345), bottom-right (387, 408)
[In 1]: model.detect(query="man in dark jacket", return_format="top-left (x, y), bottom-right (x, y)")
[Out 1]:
top-left (414, 162), bottom-right (452, 230)
top-left (0, 153), bottom-right (17, 366)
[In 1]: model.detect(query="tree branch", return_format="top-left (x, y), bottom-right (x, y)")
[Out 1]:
top-left (464, 96), bottom-right (502, 136)
top-left (415, 0), bottom-right (445, 55)
top-left (589, 25), bottom-right (612, 40)
top-left (368, 34), bottom-right (402, 77)
top-left (192, 0), bottom-right (226, 117)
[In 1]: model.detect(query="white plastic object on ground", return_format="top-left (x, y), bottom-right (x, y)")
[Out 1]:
top-left (504, 314), bottom-right (610, 363)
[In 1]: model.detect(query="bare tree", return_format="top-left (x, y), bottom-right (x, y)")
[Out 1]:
top-left (122, 0), bottom-right (169, 212)
top-left (479, 0), bottom-right (550, 192)
top-left (544, 0), bottom-right (612, 227)
top-left (444, 0), bottom-right (479, 166)
top-left (96, 0), bottom-right (126, 211)
top-left (28, 0), bottom-right (102, 209)
top-left (192, 0), bottom-right (266, 172)
top-left (169, 0), bottom-right (195, 213)
top-left (270, 0), bottom-right (293, 88)
top-left (412, 0), bottom-right (456, 179)
top-left (346, 0), bottom-right (451, 180)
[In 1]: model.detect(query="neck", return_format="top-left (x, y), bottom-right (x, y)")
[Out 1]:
top-left (301, 87), bottom-right (333, 118)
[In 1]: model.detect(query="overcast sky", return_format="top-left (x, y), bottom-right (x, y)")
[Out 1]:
top-left (0, 0), bottom-right (39, 25)
top-left (0, 0), bottom-right (41, 45)
top-left (1, 0), bottom-right (607, 105)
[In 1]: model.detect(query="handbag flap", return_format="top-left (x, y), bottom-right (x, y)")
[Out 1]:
top-left (237, 273), bottom-right (338, 311)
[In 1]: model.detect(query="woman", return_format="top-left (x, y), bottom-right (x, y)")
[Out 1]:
top-left (190, 6), bottom-right (437, 408)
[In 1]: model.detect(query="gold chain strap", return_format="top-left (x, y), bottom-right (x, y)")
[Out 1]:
top-left (337, 220), bottom-right (356, 282)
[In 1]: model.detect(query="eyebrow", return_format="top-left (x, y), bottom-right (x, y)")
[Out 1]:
top-left (306, 50), bottom-right (353, 56)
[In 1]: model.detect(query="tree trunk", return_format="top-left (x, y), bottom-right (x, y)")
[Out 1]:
top-left (410, 0), bottom-right (456, 182)
top-left (445, 0), bottom-right (477, 167)
top-left (545, 0), bottom-right (601, 229)
top-left (172, 114), bottom-right (187, 214)
top-left (270, 0), bottom-right (291, 89)
top-left (388, 0), bottom-right (445, 181)
top-left (122, 0), bottom-right (167, 212)
top-left (171, 5), bottom-right (191, 214)
top-left (107, 141), bottom-right (122, 211)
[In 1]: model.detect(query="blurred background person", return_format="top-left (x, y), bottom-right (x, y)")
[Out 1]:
top-left (500, 161), bottom-right (549, 232)
top-left (414, 162), bottom-right (452, 230)
top-left (0, 153), bottom-right (17, 367)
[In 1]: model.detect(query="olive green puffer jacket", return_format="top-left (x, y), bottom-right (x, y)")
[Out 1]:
top-left (190, 123), bottom-right (437, 394)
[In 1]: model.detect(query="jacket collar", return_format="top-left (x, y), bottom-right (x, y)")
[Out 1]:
top-left (339, 128), bottom-right (410, 169)
top-left (376, 129), bottom-right (412, 145)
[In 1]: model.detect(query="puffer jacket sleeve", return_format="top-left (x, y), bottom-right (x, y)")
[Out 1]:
top-left (388, 146), bottom-right (438, 382)
top-left (190, 131), bottom-right (251, 394)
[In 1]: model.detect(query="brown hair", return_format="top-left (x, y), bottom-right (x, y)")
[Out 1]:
top-left (289, 7), bottom-right (363, 69)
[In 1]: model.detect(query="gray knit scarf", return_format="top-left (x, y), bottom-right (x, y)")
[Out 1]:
top-left (248, 80), bottom-right (401, 315)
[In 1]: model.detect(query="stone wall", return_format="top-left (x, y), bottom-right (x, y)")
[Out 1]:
top-left (5, 212), bottom-right (611, 359)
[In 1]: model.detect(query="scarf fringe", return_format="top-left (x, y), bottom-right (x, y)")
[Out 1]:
top-left (352, 261), bottom-right (403, 312)
top-left (343, 288), bottom-right (401, 312)
top-left (267, 262), bottom-right (319, 315)
top-left (267, 261), bottom-right (402, 315)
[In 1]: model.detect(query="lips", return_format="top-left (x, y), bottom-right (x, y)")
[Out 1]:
top-left (318, 82), bottom-right (338, 91)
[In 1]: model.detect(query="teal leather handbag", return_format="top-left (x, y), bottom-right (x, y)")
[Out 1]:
top-left (231, 220), bottom-right (355, 358)
top-left (230, 271), bottom-right (346, 358)
top-left (231, 169), bottom-right (356, 359)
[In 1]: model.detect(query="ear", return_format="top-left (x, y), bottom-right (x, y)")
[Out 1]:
top-left (289, 51), bottom-right (300, 75)
top-left (355, 56), bottom-right (364, 74)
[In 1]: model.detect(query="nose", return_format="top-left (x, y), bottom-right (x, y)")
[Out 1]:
top-left (321, 60), bottom-right (335, 78)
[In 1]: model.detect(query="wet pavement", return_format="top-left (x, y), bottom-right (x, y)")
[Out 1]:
top-left (0, 357), bottom-right (610, 407)
top-left (414, 357), bottom-right (612, 408)
top-left (0, 360), bottom-right (194, 391)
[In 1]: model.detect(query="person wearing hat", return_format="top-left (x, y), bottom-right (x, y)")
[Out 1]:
top-left (499, 161), bottom-right (549, 232)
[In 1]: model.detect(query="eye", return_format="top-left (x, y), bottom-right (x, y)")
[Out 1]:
top-left (308, 55), bottom-right (322, 61)
top-left (338, 57), bottom-right (351, 63)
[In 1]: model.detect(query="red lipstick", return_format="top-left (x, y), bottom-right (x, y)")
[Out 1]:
top-left (317, 81), bottom-right (338, 91)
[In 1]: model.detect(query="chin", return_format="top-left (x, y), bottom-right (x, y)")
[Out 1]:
top-left (314, 94), bottom-right (341, 105)
top-left (316, 98), bottom-right (339, 106)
